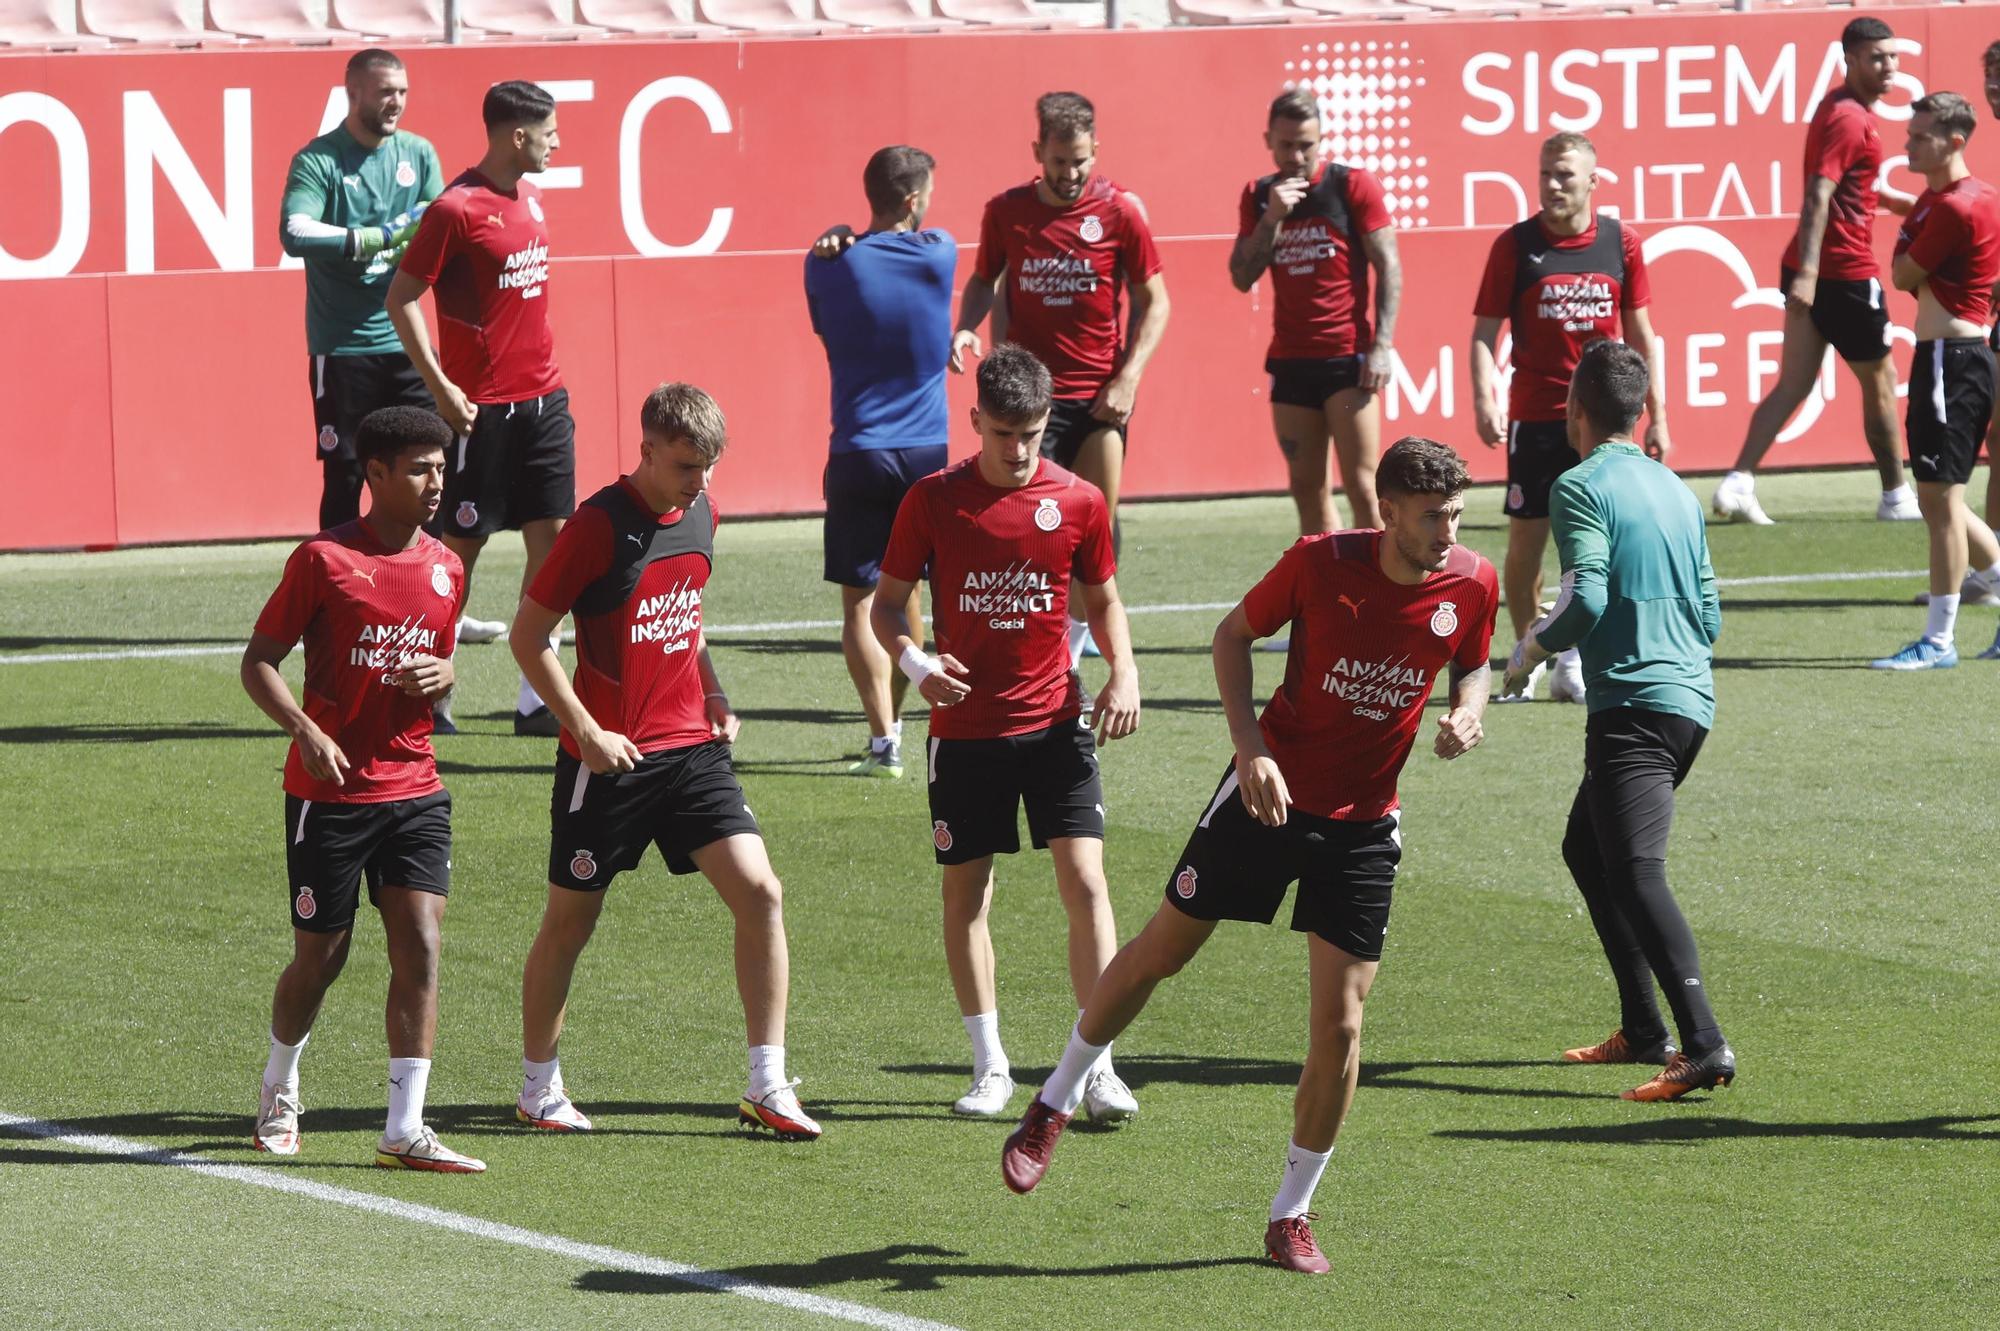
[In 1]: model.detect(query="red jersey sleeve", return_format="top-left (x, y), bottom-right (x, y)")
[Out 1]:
top-left (395, 187), bottom-right (460, 289)
top-left (879, 482), bottom-right (936, 584)
top-left (1808, 105), bottom-right (1867, 184)
top-left (1075, 486), bottom-right (1116, 585)
top-left (253, 542), bottom-right (323, 646)
top-left (1906, 198), bottom-right (1971, 274)
top-left (1237, 181), bottom-right (1260, 239)
top-left (1620, 222), bottom-right (1652, 309)
top-left (1118, 193), bottom-right (1164, 282)
top-left (1473, 231), bottom-right (1516, 319)
top-left (1453, 562), bottom-right (1502, 671)
top-left (525, 505), bottom-right (615, 615)
top-left (974, 196), bottom-right (1008, 284)
top-left (1346, 169), bottom-right (1393, 235)
top-left (1240, 541), bottom-right (1307, 639)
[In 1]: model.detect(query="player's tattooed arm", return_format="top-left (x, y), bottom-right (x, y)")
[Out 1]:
top-left (241, 633), bottom-right (351, 786)
top-left (1229, 216), bottom-right (1281, 293)
top-left (1434, 661), bottom-right (1489, 760)
top-left (1360, 224), bottom-right (1402, 393)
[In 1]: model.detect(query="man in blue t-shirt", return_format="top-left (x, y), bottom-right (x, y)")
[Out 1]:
top-left (806, 145), bottom-right (956, 779)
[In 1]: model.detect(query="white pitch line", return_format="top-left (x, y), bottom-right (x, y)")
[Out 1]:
top-left (0, 568), bottom-right (1929, 667)
top-left (0, 1111), bottom-right (962, 1331)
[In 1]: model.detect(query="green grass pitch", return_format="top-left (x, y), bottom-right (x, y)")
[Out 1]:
top-left (2, 467), bottom-right (1996, 1329)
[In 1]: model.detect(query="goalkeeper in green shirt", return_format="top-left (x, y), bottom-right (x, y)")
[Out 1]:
top-left (1503, 338), bottom-right (1735, 1104)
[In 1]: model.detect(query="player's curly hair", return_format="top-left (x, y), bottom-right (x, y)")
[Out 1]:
top-left (1036, 92), bottom-right (1096, 144)
top-left (1914, 91), bottom-right (1978, 144)
top-left (355, 405), bottom-right (452, 468)
top-left (1376, 437), bottom-right (1469, 498)
top-left (977, 343), bottom-right (1054, 423)
top-left (641, 383), bottom-right (729, 464)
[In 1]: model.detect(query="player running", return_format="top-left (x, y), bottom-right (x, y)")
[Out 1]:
top-left (871, 344), bottom-right (1142, 1123)
top-left (1231, 87), bottom-right (1401, 537)
top-left (1712, 18), bottom-right (1922, 526)
top-left (1506, 339), bottom-right (1734, 1103)
top-left (508, 383), bottom-right (821, 1141)
top-left (388, 80), bottom-right (575, 737)
top-left (804, 145), bottom-right (954, 780)
top-left (1000, 438), bottom-right (1498, 1276)
top-left (954, 91), bottom-right (1169, 664)
top-left (1871, 93), bottom-right (2000, 669)
top-left (242, 406), bottom-right (483, 1174)
top-left (1471, 130), bottom-right (1669, 705)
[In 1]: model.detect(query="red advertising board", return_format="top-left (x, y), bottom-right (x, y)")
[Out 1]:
top-left (4, 7), bottom-right (1999, 547)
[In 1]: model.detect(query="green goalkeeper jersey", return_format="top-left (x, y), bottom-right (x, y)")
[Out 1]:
top-left (1535, 441), bottom-right (1722, 728)
top-left (280, 125), bottom-right (444, 356)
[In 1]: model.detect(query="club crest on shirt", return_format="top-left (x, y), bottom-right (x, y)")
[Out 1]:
top-left (1174, 866), bottom-right (1198, 900)
top-left (1034, 498), bottom-right (1063, 532)
top-left (294, 886), bottom-right (317, 920)
top-left (396, 160), bottom-right (417, 188)
top-left (431, 563), bottom-right (452, 598)
top-left (1429, 601), bottom-right (1459, 637)
top-left (933, 820), bottom-right (953, 852)
top-left (570, 849), bottom-right (597, 882)
top-left (528, 196), bottom-right (545, 223)
top-left (456, 501), bottom-right (479, 529)
top-left (1078, 214), bottom-right (1104, 244)
top-left (317, 424), bottom-right (339, 454)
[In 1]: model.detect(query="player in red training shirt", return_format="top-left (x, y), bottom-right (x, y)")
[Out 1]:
top-left (954, 91), bottom-right (1170, 666)
top-left (1471, 130), bottom-right (1668, 705)
top-left (1871, 93), bottom-right (2000, 669)
top-left (506, 384), bottom-right (822, 1142)
top-left (1713, 18), bottom-right (1924, 526)
top-left (241, 406), bottom-right (483, 1174)
top-left (388, 80), bottom-right (574, 737)
top-left (871, 343), bottom-right (1143, 1124)
top-left (1000, 438), bottom-right (1498, 1276)
top-left (1232, 87), bottom-right (1401, 537)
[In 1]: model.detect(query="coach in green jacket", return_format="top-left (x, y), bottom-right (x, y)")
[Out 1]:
top-left (1503, 337), bottom-right (1735, 1104)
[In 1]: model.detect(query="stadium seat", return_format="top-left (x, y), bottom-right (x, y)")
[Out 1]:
top-left (207, 0), bottom-right (355, 40)
top-left (80, 0), bottom-right (239, 42)
top-left (936, 0), bottom-right (1082, 24)
top-left (815, 0), bottom-right (960, 28)
top-left (1289, 0), bottom-right (1425, 17)
top-left (0, 0), bottom-right (112, 45)
top-left (1408, 0), bottom-right (1529, 13)
top-left (692, 0), bottom-right (827, 29)
top-left (330, 0), bottom-right (441, 35)
top-left (575, 0), bottom-right (721, 32)
top-left (459, 0), bottom-right (604, 34)
top-left (1167, 0), bottom-right (1318, 24)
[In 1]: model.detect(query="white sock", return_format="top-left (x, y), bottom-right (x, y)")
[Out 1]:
top-left (1883, 483), bottom-right (1915, 505)
top-left (1066, 617), bottom-right (1090, 668)
top-left (889, 719), bottom-right (903, 740)
top-left (1556, 647), bottom-right (1581, 669)
top-left (1973, 562), bottom-right (2000, 589)
top-left (1081, 1008), bottom-right (1115, 1076)
top-left (522, 1055), bottom-right (560, 1102)
top-left (1723, 469), bottom-right (1753, 491)
top-left (963, 1011), bottom-right (1008, 1079)
top-left (385, 1057), bottom-right (431, 1143)
top-left (264, 1030), bottom-right (307, 1090)
top-left (1039, 1021), bottom-right (1109, 1115)
top-left (1925, 592), bottom-right (1960, 646)
top-left (869, 734), bottom-right (895, 753)
top-left (748, 1044), bottom-right (787, 1098)
top-left (1270, 1139), bottom-right (1334, 1221)
top-left (517, 677), bottom-right (545, 715)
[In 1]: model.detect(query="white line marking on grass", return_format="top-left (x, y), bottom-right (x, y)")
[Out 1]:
top-left (0, 569), bottom-right (1927, 666)
top-left (0, 1111), bottom-right (964, 1331)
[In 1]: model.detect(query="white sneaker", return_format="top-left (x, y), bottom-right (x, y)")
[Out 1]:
top-left (1877, 490), bottom-right (1923, 522)
top-left (1079, 1065), bottom-right (1138, 1123)
top-left (1548, 648), bottom-right (1587, 704)
top-left (253, 1081), bottom-right (301, 1155)
top-left (375, 1125), bottom-right (486, 1173)
top-left (516, 1082), bottom-right (593, 1132)
top-left (457, 614), bottom-right (508, 644)
top-left (738, 1078), bottom-right (823, 1140)
top-left (1914, 574), bottom-right (2000, 607)
top-left (1493, 657), bottom-right (1546, 703)
top-left (952, 1068), bottom-right (1016, 1117)
top-left (1713, 480), bottom-right (1775, 525)
top-left (1257, 637), bottom-right (1292, 653)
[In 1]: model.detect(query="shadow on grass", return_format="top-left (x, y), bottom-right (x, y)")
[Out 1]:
top-left (1711, 656), bottom-right (1870, 671)
top-left (0, 635), bottom-right (244, 650)
top-left (884, 1054), bottom-right (1581, 1100)
top-left (1716, 597), bottom-right (1903, 611)
top-left (0, 722), bottom-right (268, 745)
top-left (574, 1244), bottom-right (1266, 1297)
top-left (1438, 1113), bottom-right (2000, 1146)
top-left (712, 637), bottom-right (842, 657)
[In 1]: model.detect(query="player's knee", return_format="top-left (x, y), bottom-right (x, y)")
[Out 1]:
top-left (1560, 826), bottom-right (1596, 877)
top-left (1312, 1001), bottom-right (1365, 1052)
top-left (734, 874), bottom-right (784, 919)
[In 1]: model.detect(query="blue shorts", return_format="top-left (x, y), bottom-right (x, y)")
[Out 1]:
top-left (823, 444), bottom-right (948, 587)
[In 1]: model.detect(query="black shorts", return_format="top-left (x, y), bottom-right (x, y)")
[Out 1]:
top-left (1781, 265), bottom-right (1892, 365)
top-left (1906, 338), bottom-right (1996, 486)
top-left (1504, 418), bottom-right (1579, 520)
top-left (1267, 355), bottom-right (1366, 410)
top-left (925, 718), bottom-right (1104, 865)
top-left (548, 740), bottom-right (762, 890)
top-left (1041, 397), bottom-right (1127, 470)
top-left (308, 353), bottom-right (435, 463)
top-left (823, 444), bottom-right (949, 587)
top-left (438, 387), bottom-right (577, 539)
top-left (283, 790), bottom-right (452, 934)
top-left (1164, 764), bottom-right (1401, 961)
